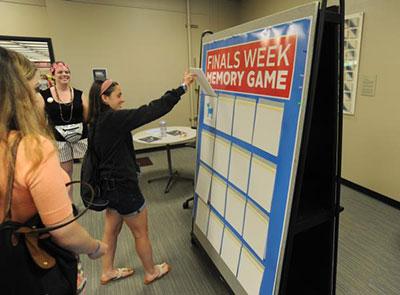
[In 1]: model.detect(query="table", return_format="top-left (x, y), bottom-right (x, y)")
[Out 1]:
top-left (132, 126), bottom-right (196, 193)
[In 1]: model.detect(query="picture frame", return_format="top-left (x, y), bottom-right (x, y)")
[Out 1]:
top-left (343, 12), bottom-right (364, 115)
top-left (92, 68), bottom-right (107, 81)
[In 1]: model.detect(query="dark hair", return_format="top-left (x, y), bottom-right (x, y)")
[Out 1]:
top-left (88, 80), bottom-right (119, 124)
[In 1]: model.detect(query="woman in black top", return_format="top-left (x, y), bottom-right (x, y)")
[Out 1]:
top-left (40, 62), bottom-right (89, 200)
top-left (88, 72), bottom-right (195, 285)
top-left (39, 61), bottom-right (90, 293)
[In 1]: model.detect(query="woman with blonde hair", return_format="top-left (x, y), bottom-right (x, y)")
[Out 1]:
top-left (0, 47), bottom-right (107, 294)
top-left (40, 61), bottom-right (89, 200)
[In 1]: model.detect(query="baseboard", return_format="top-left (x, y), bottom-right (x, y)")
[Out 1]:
top-left (340, 178), bottom-right (400, 210)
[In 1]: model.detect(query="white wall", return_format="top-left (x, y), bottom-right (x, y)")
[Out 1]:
top-left (239, 0), bottom-right (400, 202)
top-left (0, 0), bottom-right (241, 148)
top-left (0, 0), bottom-right (49, 36)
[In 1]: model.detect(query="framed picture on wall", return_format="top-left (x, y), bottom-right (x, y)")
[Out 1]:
top-left (344, 12), bottom-right (364, 115)
top-left (92, 68), bottom-right (107, 81)
top-left (0, 35), bottom-right (55, 91)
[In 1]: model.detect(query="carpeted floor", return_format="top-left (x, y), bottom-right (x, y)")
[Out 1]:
top-left (70, 147), bottom-right (400, 295)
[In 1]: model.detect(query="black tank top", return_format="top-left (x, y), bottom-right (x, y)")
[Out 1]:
top-left (41, 87), bottom-right (88, 142)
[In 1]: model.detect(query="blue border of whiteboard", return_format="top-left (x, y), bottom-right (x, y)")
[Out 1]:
top-left (194, 17), bottom-right (314, 295)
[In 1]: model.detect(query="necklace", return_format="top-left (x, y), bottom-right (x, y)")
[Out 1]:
top-left (54, 86), bottom-right (74, 123)
top-left (54, 86), bottom-right (73, 105)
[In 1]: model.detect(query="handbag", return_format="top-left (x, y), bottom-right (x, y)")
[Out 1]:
top-left (0, 134), bottom-right (95, 295)
top-left (55, 123), bottom-right (84, 143)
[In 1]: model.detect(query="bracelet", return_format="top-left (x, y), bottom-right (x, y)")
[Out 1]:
top-left (181, 83), bottom-right (188, 92)
top-left (89, 240), bottom-right (101, 256)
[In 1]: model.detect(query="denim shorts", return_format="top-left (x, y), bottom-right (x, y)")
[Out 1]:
top-left (102, 180), bottom-right (146, 216)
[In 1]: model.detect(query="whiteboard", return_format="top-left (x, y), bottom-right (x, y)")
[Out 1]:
top-left (193, 2), bottom-right (319, 294)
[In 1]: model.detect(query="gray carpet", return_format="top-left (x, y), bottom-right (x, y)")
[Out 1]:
top-left (73, 147), bottom-right (230, 295)
top-left (71, 147), bottom-right (400, 294)
top-left (336, 185), bottom-right (400, 295)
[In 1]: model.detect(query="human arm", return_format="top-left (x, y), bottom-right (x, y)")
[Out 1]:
top-left (50, 221), bottom-right (108, 259)
top-left (24, 138), bottom-right (107, 257)
top-left (82, 93), bottom-right (89, 123)
top-left (112, 72), bottom-right (196, 132)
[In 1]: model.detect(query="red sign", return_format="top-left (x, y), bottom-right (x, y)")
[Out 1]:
top-left (205, 35), bottom-right (297, 99)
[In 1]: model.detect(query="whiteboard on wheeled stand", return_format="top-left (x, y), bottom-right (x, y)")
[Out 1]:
top-left (193, 2), bottom-right (319, 295)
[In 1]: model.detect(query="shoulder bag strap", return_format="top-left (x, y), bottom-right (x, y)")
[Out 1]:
top-left (2, 133), bottom-right (95, 233)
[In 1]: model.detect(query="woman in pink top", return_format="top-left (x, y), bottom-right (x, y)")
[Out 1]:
top-left (0, 47), bottom-right (108, 292)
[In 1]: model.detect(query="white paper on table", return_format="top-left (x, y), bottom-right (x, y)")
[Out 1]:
top-left (190, 67), bottom-right (217, 97)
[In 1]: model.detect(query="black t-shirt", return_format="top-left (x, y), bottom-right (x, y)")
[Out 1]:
top-left (92, 86), bottom-right (185, 186)
top-left (41, 88), bottom-right (88, 141)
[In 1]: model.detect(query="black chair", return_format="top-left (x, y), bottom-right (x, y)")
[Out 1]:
top-left (182, 196), bottom-right (193, 209)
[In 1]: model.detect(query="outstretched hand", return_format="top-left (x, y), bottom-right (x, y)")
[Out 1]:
top-left (183, 71), bottom-right (196, 87)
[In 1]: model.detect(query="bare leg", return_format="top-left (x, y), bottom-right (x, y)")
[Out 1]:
top-left (101, 209), bottom-right (123, 279)
top-left (60, 160), bottom-right (74, 200)
top-left (123, 208), bottom-right (157, 278)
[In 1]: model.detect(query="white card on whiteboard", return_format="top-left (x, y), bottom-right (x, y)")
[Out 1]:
top-left (190, 67), bottom-right (217, 97)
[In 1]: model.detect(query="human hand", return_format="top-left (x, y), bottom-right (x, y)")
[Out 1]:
top-left (182, 71), bottom-right (196, 87)
top-left (87, 240), bottom-right (108, 259)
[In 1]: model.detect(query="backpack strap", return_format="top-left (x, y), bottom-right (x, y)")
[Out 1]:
top-left (3, 133), bottom-right (22, 222)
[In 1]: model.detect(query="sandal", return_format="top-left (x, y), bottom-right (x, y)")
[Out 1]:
top-left (100, 267), bottom-right (135, 285)
top-left (144, 263), bottom-right (171, 285)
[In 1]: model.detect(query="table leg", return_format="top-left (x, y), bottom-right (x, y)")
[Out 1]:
top-left (147, 145), bottom-right (193, 193)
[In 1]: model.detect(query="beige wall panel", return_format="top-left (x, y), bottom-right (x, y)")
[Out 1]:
top-left (0, 1), bottom-right (49, 36)
top-left (341, 0), bottom-right (400, 201)
top-left (46, 0), bottom-right (190, 130)
top-left (239, 0), bottom-right (400, 201)
top-left (0, 0), bottom-right (242, 149)
top-left (240, 0), bottom-right (307, 22)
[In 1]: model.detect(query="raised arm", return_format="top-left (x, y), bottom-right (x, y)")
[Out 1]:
top-left (114, 72), bottom-right (196, 132)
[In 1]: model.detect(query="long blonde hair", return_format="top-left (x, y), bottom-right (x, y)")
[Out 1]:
top-left (0, 47), bottom-right (53, 175)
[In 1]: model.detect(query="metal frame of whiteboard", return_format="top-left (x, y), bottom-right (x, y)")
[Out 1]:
top-left (193, 2), bottom-right (319, 295)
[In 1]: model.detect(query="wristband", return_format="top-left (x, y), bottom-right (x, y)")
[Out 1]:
top-left (89, 240), bottom-right (101, 256)
top-left (181, 83), bottom-right (188, 93)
